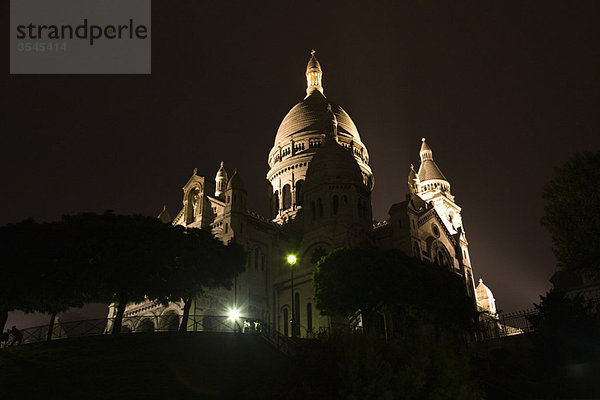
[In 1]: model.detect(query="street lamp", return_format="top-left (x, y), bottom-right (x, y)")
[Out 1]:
top-left (227, 308), bottom-right (240, 321)
top-left (287, 254), bottom-right (297, 338)
top-left (228, 307), bottom-right (240, 333)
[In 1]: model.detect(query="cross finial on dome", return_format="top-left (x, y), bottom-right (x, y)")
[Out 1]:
top-left (311, 49), bottom-right (315, 56)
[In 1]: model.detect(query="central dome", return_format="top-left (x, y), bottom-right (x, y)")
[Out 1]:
top-left (274, 90), bottom-right (361, 147)
top-left (266, 51), bottom-right (374, 223)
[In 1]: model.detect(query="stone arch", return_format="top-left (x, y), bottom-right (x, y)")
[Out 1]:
top-left (120, 323), bottom-right (133, 334)
top-left (136, 318), bottom-right (155, 333)
top-left (186, 186), bottom-right (202, 224)
top-left (159, 310), bottom-right (180, 332)
top-left (431, 241), bottom-right (452, 268)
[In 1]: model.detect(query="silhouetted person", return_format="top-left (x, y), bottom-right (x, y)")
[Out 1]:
top-left (1, 329), bottom-right (10, 346)
top-left (9, 325), bottom-right (23, 345)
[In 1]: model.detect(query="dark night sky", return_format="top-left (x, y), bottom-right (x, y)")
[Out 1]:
top-left (3, 1), bottom-right (599, 326)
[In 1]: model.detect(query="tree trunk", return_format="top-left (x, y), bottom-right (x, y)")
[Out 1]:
top-left (111, 293), bottom-right (129, 335)
top-left (0, 308), bottom-right (8, 335)
top-left (179, 298), bottom-right (192, 333)
top-left (46, 312), bottom-right (57, 342)
top-left (362, 309), bottom-right (374, 334)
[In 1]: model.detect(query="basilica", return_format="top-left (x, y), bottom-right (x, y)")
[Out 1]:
top-left (111, 51), bottom-right (496, 336)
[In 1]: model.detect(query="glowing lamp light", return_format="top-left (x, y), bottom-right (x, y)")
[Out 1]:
top-left (227, 308), bottom-right (240, 321)
top-left (287, 254), bottom-right (297, 265)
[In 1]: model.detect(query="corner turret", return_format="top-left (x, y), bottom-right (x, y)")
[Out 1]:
top-left (215, 161), bottom-right (228, 197)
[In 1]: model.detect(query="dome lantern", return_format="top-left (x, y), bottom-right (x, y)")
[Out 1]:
top-left (305, 49), bottom-right (323, 98)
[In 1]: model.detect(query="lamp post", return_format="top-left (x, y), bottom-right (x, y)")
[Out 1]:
top-left (228, 275), bottom-right (240, 333)
top-left (287, 254), bottom-right (297, 338)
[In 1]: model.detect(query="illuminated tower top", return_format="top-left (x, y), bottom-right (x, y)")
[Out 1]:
top-left (418, 138), bottom-right (450, 194)
top-left (305, 49), bottom-right (323, 98)
top-left (215, 161), bottom-right (228, 197)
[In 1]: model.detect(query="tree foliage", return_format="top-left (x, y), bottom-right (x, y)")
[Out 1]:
top-left (1, 212), bottom-right (245, 335)
top-left (527, 291), bottom-right (600, 398)
top-left (313, 246), bottom-right (476, 335)
top-left (154, 228), bottom-right (246, 331)
top-left (541, 151), bottom-right (600, 279)
top-left (0, 219), bottom-right (87, 334)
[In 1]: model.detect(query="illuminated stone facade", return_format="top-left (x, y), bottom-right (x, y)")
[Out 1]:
top-left (112, 51), bottom-right (490, 336)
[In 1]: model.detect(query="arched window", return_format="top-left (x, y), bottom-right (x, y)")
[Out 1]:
top-left (307, 303), bottom-right (313, 332)
top-left (273, 191), bottom-right (280, 217)
top-left (332, 195), bottom-right (339, 215)
top-left (295, 180), bottom-right (304, 207)
top-left (414, 242), bottom-right (421, 260)
top-left (294, 293), bottom-right (301, 337)
top-left (311, 200), bottom-right (316, 220)
top-left (317, 198), bottom-right (323, 218)
top-left (357, 199), bottom-right (362, 216)
top-left (282, 308), bottom-right (289, 337)
top-left (254, 248), bottom-right (259, 270)
top-left (282, 184), bottom-right (292, 210)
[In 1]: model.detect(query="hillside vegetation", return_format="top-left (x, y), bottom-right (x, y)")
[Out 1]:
top-left (0, 332), bottom-right (295, 400)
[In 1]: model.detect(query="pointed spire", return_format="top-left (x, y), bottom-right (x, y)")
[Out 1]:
top-left (325, 103), bottom-right (338, 140)
top-left (408, 163), bottom-right (420, 194)
top-left (157, 205), bottom-right (172, 223)
top-left (305, 49), bottom-right (324, 98)
top-left (417, 138), bottom-right (450, 190)
top-left (419, 138), bottom-right (433, 161)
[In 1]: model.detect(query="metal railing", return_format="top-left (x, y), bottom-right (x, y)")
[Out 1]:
top-left (476, 295), bottom-right (600, 341)
top-left (0, 314), bottom-right (267, 348)
top-left (476, 309), bottom-right (537, 341)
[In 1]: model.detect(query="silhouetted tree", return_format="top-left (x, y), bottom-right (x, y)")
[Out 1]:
top-left (527, 291), bottom-right (600, 397)
top-left (0, 219), bottom-right (87, 338)
top-left (313, 247), bottom-right (383, 331)
top-left (0, 219), bottom-right (38, 333)
top-left (541, 151), bottom-right (600, 280)
top-left (154, 228), bottom-right (246, 332)
top-left (2, 213), bottom-right (245, 337)
top-left (313, 247), bottom-right (476, 336)
top-left (60, 212), bottom-right (184, 334)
